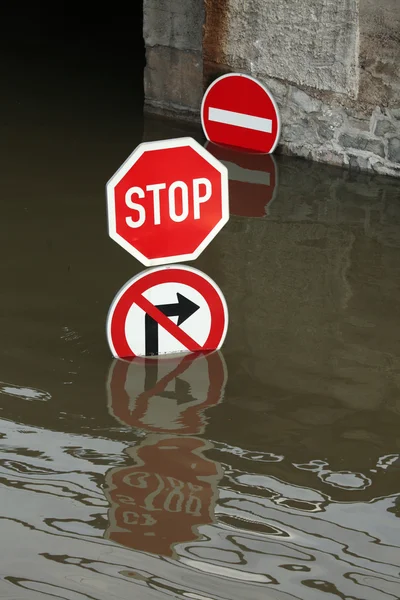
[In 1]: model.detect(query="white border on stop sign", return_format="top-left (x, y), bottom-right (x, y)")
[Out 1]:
top-left (106, 137), bottom-right (229, 267)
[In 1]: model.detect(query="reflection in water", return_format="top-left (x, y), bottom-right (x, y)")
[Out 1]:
top-left (105, 352), bottom-right (226, 557)
top-left (107, 351), bottom-right (227, 434)
top-left (105, 435), bottom-right (222, 558)
top-left (0, 381), bottom-right (51, 402)
top-left (318, 468), bottom-right (372, 490)
top-left (205, 141), bottom-right (279, 218)
top-left (104, 351), bottom-right (400, 596)
top-left (1, 153), bottom-right (399, 598)
top-left (2, 411), bottom-right (399, 598)
top-left (0, 35), bottom-right (400, 599)
top-left (175, 446), bottom-right (400, 599)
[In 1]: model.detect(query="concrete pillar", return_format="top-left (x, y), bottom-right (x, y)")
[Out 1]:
top-left (144, 0), bottom-right (400, 178)
top-left (143, 0), bottom-right (205, 119)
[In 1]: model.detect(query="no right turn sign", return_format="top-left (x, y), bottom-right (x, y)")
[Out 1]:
top-left (107, 265), bottom-right (228, 358)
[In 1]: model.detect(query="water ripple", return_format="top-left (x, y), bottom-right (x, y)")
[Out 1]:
top-left (1, 418), bottom-right (399, 599)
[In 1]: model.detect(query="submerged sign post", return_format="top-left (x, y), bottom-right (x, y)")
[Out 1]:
top-left (106, 137), bottom-right (230, 358)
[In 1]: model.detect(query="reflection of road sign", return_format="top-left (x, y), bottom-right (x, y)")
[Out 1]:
top-left (205, 141), bottom-right (278, 217)
top-left (107, 265), bottom-right (229, 358)
top-left (104, 435), bottom-right (222, 558)
top-left (201, 73), bottom-right (281, 153)
top-left (107, 351), bottom-right (227, 435)
top-left (106, 137), bottom-right (229, 267)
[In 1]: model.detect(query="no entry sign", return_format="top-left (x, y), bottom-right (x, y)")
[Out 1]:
top-left (107, 351), bottom-right (227, 435)
top-left (201, 73), bottom-right (281, 153)
top-left (107, 265), bottom-right (228, 358)
top-left (205, 141), bottom-right (279, 217)
top-left (106, 137), bottom-right (229, 267)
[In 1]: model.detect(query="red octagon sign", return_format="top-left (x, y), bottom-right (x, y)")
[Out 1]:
top-left (106, 137), bottom-right (229, 266)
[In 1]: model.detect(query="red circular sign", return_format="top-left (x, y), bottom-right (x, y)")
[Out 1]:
top-left (201, 73), bottom-right (281, 153)
top-left (106, 137), bottom-right (229, 267)
top-left (107, 265), bottom-right (228, 359)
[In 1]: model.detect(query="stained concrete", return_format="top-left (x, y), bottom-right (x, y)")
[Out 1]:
top-left (208, 0), bottom-right (360, 98)
top-left (359, 0), bottom-right (400, 108)
top-left (144, 46), bottom-right (203, 118)
top-left (144, 0), bottom-right (400, 177)
top-left (144, 0), bottom-right (205, 117)
top-left (144, 0), bottom-right (204, 52)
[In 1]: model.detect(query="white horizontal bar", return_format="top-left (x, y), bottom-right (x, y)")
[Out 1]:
top-left (221, 160), bottom-right (271, 186)
top-left (209, 107), bottom-right (272, 133)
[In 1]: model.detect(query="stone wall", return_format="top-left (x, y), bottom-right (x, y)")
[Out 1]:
top-left (143, 0), bottom-right (400, 178)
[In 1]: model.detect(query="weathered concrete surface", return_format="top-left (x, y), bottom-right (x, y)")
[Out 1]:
top-left (144, 0), bottom-right (400, 177)
top-left (143, 0), bottom-right (204, 118)
top-left (143, 0), bottom-right (204, 51)
top-left (359, 0), bottom-right (400, 108)
top-left (202, 0), bottom-right (400, 178)
top-left (145, 47), bottom-right (203, 119)
top-left (205, 0), bottom-right (360, 97)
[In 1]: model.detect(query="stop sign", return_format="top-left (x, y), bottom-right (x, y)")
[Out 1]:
top-left (106, 137), bottom-right (229, 266)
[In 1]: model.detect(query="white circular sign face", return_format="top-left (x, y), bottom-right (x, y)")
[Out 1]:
top-left (107, 265), bottom-right (229, 358)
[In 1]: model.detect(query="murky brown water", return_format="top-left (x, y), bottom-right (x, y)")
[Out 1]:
top-left (1, 39), bottom-right (400, 600)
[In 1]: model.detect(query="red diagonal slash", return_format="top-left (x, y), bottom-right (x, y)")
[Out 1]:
top-left (107, 351), bottom-right (223, 432)
top-left (134, 293), bottom-right (202, 352)
top-left (109, 267), bottom-right (226, 359)
top-left (136, 353), bottom-right (196, 406)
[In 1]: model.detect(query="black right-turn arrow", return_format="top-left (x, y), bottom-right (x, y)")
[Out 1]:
top-left (145, 293), bottom-right (200, 356)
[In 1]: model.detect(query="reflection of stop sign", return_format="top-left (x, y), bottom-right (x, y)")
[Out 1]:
top-left (105, 435), bottom-right (222, 558)
top-left (106, 137), bottom-right (229, 267)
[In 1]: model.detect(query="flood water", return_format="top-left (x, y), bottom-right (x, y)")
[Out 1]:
top-left (1, 33), bottom-right (400, 600)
